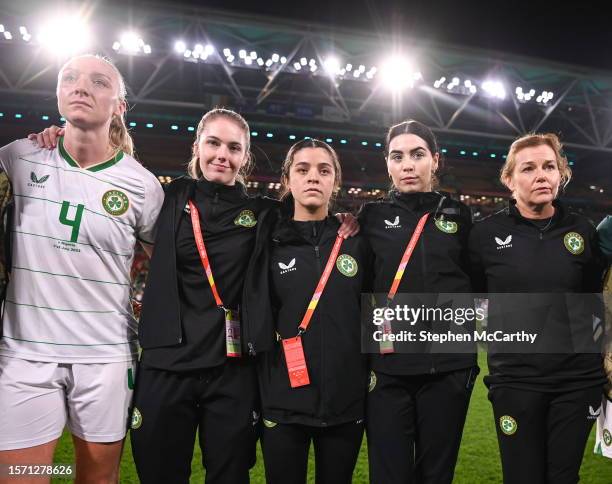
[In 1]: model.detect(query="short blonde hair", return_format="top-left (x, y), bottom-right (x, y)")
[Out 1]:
top-left (57, 54), bottom-right (134, 156)
top-left (500, 133), bottom-right (572, 191)
top-left (187, 108), bottom-right (252, 184)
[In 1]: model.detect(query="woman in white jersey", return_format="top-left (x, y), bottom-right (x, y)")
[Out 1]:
top-left (0, 55), bottom-right (164, 482)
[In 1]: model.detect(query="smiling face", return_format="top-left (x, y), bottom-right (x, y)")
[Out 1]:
top-left (286, 147), bottom-right (336, 216)
top-left (57, 56), bottom-right (125, 130)
top-left (505, 144), bottom-right (561, 209)
top-left (196, 117), bottom-right (249, 186)
top-left (386, 133), bottom-right (439, 193)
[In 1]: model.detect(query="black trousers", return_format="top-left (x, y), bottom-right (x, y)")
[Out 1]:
top-left (130, 359), bottom-right (259, 484)
top-left (366, 367), bottom-right (478, 484)
top-left (260, 419), bottom-right (364, 484)
top-left (488, 385), bottom-right (603, 484)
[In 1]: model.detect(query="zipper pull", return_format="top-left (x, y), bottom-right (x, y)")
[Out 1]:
top-left (314, 246), bottom-right (320, 259)
top-left (539, 232), bottom-right (543, 240)
top-left (248, 342), bottom-right (256, 356)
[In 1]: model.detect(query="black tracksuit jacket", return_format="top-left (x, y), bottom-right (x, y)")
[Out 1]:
top-left (138, 177), bottom-right (276, 370)
top-left (242, 205), bottom-right (372, 426)
top-left (359, 190), bottom-right (477, 375)
top-left (468, 199), bottom-right (607, 391)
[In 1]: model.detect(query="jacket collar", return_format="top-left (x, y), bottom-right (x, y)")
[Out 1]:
top-left (196, 177), bottom-right (248, 202)
top-left (506, 198), bottom-right (566, 226)
top-left (272, 196), bottom-right (340, 245)
top-left (389, 190), bottom-right (449, 214)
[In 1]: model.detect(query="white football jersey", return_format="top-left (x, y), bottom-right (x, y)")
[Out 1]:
top-left (0, 137), bottom-right (164, 362)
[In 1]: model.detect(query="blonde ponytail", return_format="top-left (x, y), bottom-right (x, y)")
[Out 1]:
top-left (109, 113), bottom-right (134, 157)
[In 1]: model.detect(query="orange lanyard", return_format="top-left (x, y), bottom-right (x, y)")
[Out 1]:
top-left (387, 213), bottom-right (429, 301)
top-left (297, 235), bottom-right (344, 334)
top-left (188, 200), bottom-right (224, 307)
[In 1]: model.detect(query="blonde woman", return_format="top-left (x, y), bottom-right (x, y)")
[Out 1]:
top-left (0, 55), bottom-right (164, 482)
top-left (469, 133), bottom-right (607, 483)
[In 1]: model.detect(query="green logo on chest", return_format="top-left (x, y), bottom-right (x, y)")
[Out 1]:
top-left (336, 254), bottom-right (358, 277)
top-left (435, 218), bottom-right (458, 234)
top-left (234, 209), bottom-right (257, 227)
top-left (563, 232), bottom-right (584, 255)
top-left (102, 190), bottom-right (129, 216)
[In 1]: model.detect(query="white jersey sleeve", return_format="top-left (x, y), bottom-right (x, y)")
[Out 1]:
top-left (0, 139), bottom-right (42, 178)
top-left (135, 172), bottom-right (164, 245)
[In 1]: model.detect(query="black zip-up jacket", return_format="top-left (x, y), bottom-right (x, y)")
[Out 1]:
top-left (242, 205), bottom-right (372, 426)
top-left (468, 199), bottom-right (607, 391)
top-left (359, 190), bottom-right (477, 376)
top-left (138, 176), bottom-right (276, 371)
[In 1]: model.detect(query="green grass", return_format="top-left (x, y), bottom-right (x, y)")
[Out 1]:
top-left (53, 352), bottom-right (612, 483)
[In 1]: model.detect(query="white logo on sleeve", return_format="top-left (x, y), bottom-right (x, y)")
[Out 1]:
top-left (588, 405), bottom-right (602, 420)
top-left (384, 216), bottom-right (401, 229)
top-left (495, 235), bottom-right (512, 249)
top-left (278, 258), bottom-right (297, 274)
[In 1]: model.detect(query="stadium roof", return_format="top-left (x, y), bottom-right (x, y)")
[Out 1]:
top-left (0, 0), bottom-right (609, 212)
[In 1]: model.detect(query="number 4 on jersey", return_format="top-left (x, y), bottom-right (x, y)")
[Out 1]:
top-left (59, 201), bottom-right (85, 242)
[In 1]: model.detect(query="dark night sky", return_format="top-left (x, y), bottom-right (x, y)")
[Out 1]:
top-left (137, 0), bottom-right (611, 71)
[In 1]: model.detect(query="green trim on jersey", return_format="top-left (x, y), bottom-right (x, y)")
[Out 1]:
top-left (5, 300), bottom-right (117, 314)
top-left (19, 157), bottom-right (133, 192)
top-left (58, 136), bottom-right (124, 171)
top-left (12, 230), bottom-right (132, 257)
top-left (2, 335), bottom-right (136, 347)
top-left (15, 194), bottom-right (132, 228)
top-left (13, 266), bottom-right (129, 286)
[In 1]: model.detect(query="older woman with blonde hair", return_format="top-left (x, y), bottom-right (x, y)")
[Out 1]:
top-left (469, 132), bottom-right (607, 483)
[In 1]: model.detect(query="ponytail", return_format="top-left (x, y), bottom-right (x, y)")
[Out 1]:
top-left (109, 113), bottom-right (134, 157)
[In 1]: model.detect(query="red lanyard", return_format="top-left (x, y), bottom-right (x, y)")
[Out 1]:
top-left (188, 200), bottom-right (224, 307)
top-left (297, 235), bottom-right (344, 334)
top-left (387, 213), bottom-right (430, 300)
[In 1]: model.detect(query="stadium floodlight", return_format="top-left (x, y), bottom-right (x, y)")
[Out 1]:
top-left (114, 31), bottom-right (151, 56)
top-left (481, 80), bottom-right (506, 100)
top-left (174, 40), bottom-right (186, 54)
top-left (204, 44), bottom-right (214, 56)
top-left (238, 49), bottom-right (247, 59)
top-left (380, 55), bottom-right (421, 91)
top-left (323, 56), bottom-right (341, 76)
top-left (271, 53), bottom-right (279, 62)
top-left (537, 90), bottom-right (554, 104)
top-left (244, 57), bottom-right (252, 65)
top-left (257, 57), bottom-right (264, 66)
top-left (37, 14), bottom-right (90, 56)
top-left (346, 63), bottom-right (353, 72)
top-left (294, 62), bottom-right (302, 71)
top-left (249, 51), bottom-right (257, 59)
top-left (120, 32), bottom-right (141, 53)
top-left (280, 56), bottom-right (287, 64)
top-left (19, 26), bottom-right (31, 42)
top-left (300, 57), bottom-right (307, 66)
